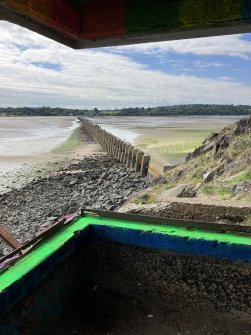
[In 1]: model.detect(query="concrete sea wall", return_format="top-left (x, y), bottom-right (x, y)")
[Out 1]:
top-left (79, 118), bottom-right (151, 176)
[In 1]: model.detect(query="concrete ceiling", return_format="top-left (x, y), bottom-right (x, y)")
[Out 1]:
top-left (0, 0), bottom-right (251, 49)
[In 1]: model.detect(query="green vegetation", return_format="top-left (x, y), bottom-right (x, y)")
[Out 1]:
top-left (0, 104), bottom-right (251, 117)
top-left (53, 127), bottom-right (82, 154)
top-left (225, 168), bottom-right (251, 184)
top-left (199, 168), bottom-right (251, 200)
top-left (137, 128), bottom-right (214, 164)
top-left (217, 186), bottom-right (234, 200)
top-left (0, 106), bottom-right (97, 117)
top-left (101, 105), bottom-right (251, 116)
top-left (227, 134), bottom-right (251, 158)
top-left (132, 192), bottom-right (157, 205)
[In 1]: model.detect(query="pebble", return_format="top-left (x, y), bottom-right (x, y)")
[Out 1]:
top-left (0, 155), bottom-right (149, 256)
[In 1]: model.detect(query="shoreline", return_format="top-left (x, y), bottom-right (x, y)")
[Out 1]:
top-left (0, 124), bottom-right (101, 195)
top-left (0, 119), bottom-right (149, 258)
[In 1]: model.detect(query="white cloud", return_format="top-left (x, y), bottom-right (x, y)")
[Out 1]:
top-left (193, 61), bottom-right (225, 69)
top-left (110, 34), bottom-right (251, 59)
top-left (0, 21), bottom-right (251, 108)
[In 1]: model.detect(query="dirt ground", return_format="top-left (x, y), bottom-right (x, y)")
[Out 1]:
top-left (52, 284), bottom-right (251, 335)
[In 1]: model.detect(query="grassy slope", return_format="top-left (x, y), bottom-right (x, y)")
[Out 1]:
top-left (163, 130), bottom-right (251, 201)
top-left (132, 120), bottom-right (251, 208)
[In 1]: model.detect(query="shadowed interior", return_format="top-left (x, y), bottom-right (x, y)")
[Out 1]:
top-left (0, 213), bottom-right (251, 334)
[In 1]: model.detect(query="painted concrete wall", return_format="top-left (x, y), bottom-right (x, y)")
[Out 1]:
top-left (1, 212), bottom-right (251, 334)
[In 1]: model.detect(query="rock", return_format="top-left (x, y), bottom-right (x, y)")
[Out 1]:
top-left (235, 116), bottom-right (251, 136)
top-left (232, 181), bottom-right (251, 197)
top-left (24, 232), bottom-right (34, 241)
top-left (203, 169), bottom-right (216, 183)
top-left (46, 216), bottom-right (58, 222)
top-left (215, 132), bottom-right (234, 156)
top-left (218, 218), bottom-right (236, 225)
top-left (158, 184), bottom-right (187, 199)
top-left (158, 183), bottom-right (200, 200)
top-left (0, 154), bottom-right (149, 256)
top-left (124, 189), bottom-right (132, 197)
top-left (72, 191), bottom-right (80, 199)
top-left (2, 248), bottom-right (10, 256)
top-left (180, 183), bottom-right (201, 198)
top-left (203, 132), bottom-right (219, 143)
top-left (69, 178), bottom-right (78, 186)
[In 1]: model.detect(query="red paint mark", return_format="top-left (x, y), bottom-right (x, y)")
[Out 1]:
top-left (49, 0), bottom-right (81, 36)
top-left (81, 0), bottom-right (126, 40)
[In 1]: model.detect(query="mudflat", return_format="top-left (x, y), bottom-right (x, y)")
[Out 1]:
top-left (91, 116), bottom-right (242, 164)
top-left (0, 117), bottom-right (83, 193)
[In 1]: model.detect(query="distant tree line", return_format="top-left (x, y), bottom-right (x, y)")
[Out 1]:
top-left (106, 104), bottom-right (251, 116)
top-left (0, 105), bottom-right (251, 117)
top-left (0, 106), bottom-right (94, 117)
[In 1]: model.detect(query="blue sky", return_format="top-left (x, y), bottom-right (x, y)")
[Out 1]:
top-left (0, 21), bottom-right (251, 108)
top-left (109, 51), bottom-right (251, 84)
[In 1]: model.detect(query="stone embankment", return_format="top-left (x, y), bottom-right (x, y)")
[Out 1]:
top-left (79, 118), bottom-right (152, 176)
top-left (0, 154), bottom-right (149, 257)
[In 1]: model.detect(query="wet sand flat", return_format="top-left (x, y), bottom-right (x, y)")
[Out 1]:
top-left (91, 116), bottom-right (243, 165)
top-left (0, 117), bottom-right (80, 193)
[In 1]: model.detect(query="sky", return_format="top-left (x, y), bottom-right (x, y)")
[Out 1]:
top-left (0, 21), bottom-right (251, 109)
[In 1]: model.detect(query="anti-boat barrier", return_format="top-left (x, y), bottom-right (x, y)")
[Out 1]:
top-left (79, 118), bottom-right (151, 176)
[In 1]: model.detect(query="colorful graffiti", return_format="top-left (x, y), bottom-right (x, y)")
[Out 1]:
top-left (0, 0), bottom-right (251, 40)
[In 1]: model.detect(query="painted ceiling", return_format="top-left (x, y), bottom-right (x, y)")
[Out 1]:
top-left (0, 0), bottom-right (251, 48)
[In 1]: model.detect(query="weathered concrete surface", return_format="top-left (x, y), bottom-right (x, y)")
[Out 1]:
top-left (83, 241), bottom-right (251, 329)
top-left (2, 216), bottom-right (251, 334)
top-left (2, 237), bottom-right (251, 335)
top-left (0, 244), bottom-right (86, 335)
top-left (119, 198), bottom-right (251, 223)
top-left (52, 282), bottom-right (251, 335)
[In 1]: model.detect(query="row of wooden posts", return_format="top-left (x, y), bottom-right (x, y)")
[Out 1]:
top-left (79, 118), bottom-right (151, 176)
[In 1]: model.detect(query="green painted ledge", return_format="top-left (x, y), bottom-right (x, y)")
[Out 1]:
top-left (0, 214), bottom-right (250, 293)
